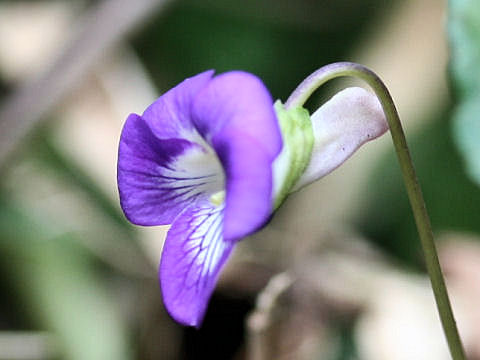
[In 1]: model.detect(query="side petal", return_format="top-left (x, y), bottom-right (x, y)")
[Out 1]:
top-left (142, 70), bottom-right (214, 140)
top-left (191, 71), bottom-right (282, 241)
top-left (293, 87), bottom-right (388, 190)
top-left (192, 71), bottom-right (282, 158)
top-left (160, 200), bottom-right (233, 327)
top-left (214, 131), bottom-right (276, 241)
top-left (117, 113), bottom-right (223, 225)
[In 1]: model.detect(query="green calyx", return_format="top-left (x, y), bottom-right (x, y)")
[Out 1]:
top-left (272, 100), bottom-right (314, 209)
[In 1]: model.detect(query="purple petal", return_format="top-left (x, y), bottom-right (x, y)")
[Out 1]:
top-left (191, 71), bottom-right (282, 241)
top-left (160, 200), bottom-right (233, 327)
top-left (142, 70), bottom-right (214, 139)
top-left (117, 113), bottom-right (223, 225)
top-left (214, 131), bottom-right (276, 241)
top-left (192, 71), bottom-right (281, 158)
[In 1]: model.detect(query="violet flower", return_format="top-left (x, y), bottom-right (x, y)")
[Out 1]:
top-left (117, 70), bottom-right (387, 327)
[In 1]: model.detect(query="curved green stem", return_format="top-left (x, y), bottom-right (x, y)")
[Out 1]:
top-left (286, 62), bottom-right (466, 360)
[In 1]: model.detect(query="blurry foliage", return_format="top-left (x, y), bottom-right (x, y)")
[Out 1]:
top-left (448, 0), bottom-right (480, 185)
top-left (132, 0), bottom-right (388, 100)
top-left (356, 0), bottom-right (480, 268)
top-left (28, 126), bottom-right (132, 231)
top-left (357, 107), bottom-right (480, 267)
top-left (0, 216), bottom-right (133, 360)
top-left (0, 131), bottom-right (141, 359)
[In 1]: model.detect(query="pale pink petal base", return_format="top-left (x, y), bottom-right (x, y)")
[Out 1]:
top-left (294, 87), bottom-right (388, 190)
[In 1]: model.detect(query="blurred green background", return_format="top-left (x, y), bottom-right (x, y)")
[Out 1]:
top-left (1, 0), bottom-right (480, 359)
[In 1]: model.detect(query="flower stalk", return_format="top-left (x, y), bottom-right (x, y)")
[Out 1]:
top-left (286, 62), bottom-right (466, 360)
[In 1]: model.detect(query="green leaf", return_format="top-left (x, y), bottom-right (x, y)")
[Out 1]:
top-left (448, 0), bottom-right (480, 185)
top-left (453, 95), bottom-right (480, 183)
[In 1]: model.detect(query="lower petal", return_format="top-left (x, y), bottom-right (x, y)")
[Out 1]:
top-left (159, 200), bottom-right (233, 327)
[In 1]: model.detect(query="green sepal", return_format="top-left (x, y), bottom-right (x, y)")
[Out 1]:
top-left (272, 100), bottom-right (314, 209)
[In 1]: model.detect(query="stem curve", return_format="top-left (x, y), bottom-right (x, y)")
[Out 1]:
top-left (286, 62), bottom-right (466, 360)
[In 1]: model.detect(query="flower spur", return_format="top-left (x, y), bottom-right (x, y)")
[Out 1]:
top-left (117, 69), bottom-right (387, 327)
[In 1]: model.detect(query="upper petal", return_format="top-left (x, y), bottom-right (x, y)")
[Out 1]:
top-left (142, 70), bottom-right (214, 140)
top-left (191, 72), bottom-right (282, 241)
top-left (117, 71), bottom-right (225, 225)
top-left (293, 87), bottom-right (388, 190)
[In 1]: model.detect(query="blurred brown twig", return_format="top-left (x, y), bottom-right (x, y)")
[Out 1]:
top-left (0, 0), bottom-right (171, 165)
